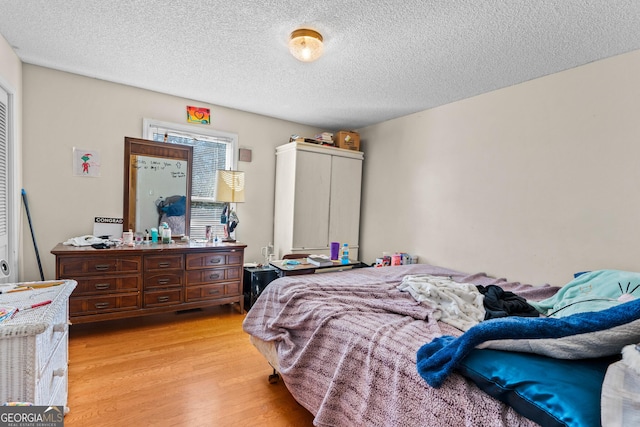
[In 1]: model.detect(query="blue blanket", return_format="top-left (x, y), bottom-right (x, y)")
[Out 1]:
top-left (417, 297), bottom-right (640, 388)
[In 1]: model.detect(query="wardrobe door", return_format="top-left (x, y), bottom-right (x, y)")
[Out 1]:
top-left (328, 155), bottom-right (362, 258)
top-left (292, 150), bottom-right (331, 250)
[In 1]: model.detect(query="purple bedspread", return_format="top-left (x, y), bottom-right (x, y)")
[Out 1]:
top-left (243, 264), bottom-right (559, 427)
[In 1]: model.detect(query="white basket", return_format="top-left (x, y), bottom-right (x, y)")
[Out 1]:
top-left (0, 280), bottom-right (76, 406)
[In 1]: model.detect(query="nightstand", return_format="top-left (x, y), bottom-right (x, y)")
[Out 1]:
top-left (269, 259), bottom-right (362, 277)
top-left (243, 266), bottom-right (278, 311)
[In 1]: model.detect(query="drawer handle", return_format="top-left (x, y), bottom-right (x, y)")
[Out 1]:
top-left (53, 368), bottom-right (66, 377)
top-left (53, 323), bottom-right (66, 333)
top-left (158, 262), bottom-right (171, 268)
top-left (158, 296), bottom-right (170, 302)
top-left (95, 283), bottom-right (111, 290)
top-left (158, 279), bottom-right (170, 285)
top-left (209, 273), bottom-right (221, 280)
top-left (208, 289), bottom-right (221, 295)
top-left (95, 302), bottom-right (110, 309)
top-left (209, 258), bottom-right (223, 264)
top-left (95, 264), bottom-right (111, 271)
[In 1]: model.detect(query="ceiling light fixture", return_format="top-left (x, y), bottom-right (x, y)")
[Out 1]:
top-left (288, 28), bottom-right (324, 62)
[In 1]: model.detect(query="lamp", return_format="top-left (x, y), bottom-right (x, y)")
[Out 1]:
top-left (288, 28), bottom-right (323, 62)
top-left (214, 170), bottom-right (245, 242)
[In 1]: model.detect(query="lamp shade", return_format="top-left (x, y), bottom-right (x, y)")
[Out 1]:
top-left (214, 170), bottom-right (245, 203)
top-left (289, 28), bottom-right (323, 62)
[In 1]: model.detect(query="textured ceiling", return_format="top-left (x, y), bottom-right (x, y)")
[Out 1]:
top-left (1, 1), bottom-right (640, 130)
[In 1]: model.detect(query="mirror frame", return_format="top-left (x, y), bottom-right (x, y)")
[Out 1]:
top-left (123, 137), bottom-right (193, 236)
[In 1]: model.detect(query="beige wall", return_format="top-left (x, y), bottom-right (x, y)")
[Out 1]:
top-left (360, 49), bottom-right (640, 286)
top-left (21, 65), bottom-right (322, 281)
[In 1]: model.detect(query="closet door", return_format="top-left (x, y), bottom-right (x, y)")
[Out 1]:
top-left (291, 150), bottom-right (331, 251)
top-left (0, 87), bottom-right (13, 283)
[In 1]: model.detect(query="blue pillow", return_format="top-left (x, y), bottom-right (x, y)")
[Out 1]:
top-left (457, 349), bottom-right (616, 427)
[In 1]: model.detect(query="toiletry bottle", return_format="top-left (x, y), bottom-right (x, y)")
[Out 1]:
top-left (341, 243), bottom-right (349, 265)
top-left (123, 229), bottom-right (134, 247)
top-left (162, 225), bottom-right (171, 244)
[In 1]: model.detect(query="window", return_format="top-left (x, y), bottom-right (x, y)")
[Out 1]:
top-left (143, 119), bottom-right (238, 240)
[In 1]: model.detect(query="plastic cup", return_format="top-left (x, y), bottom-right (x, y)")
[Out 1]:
top-left (330, 242), bottom-right (340, 260)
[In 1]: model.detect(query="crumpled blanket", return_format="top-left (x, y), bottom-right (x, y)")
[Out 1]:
top-left (417, 297), bottom-right (640, 388)
top-left (477, 284), bottom-right (540, 319)
top-left (63, 235), bottom-right (105, 247)
top-left (397, 274), bottom-right (485, 331)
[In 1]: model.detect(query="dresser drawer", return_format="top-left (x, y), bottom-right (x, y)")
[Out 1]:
top-left (35, 331), bottom-right (68, 406)
top-left (73, 275), bottom-right (140, 295)
top-left (143, 289), bottom-right (183, 307)
top-left (185, 282), bottom-right (241, 302)
top-left (35, 302), bottom-right (69, 376)
top-left (48, 376), bottom-right (68, 408)
top-left (185, 251), bottom-right (243, 269)
top-left (70, 294), bottom-right (140, 316)
top-left (144, 272), bottom-right (183, 289)
top-left (58, 256), bottom-right (142, 276)
top-left (186, 266), bottom-right (241, 286)
top-left (144, 254), bottom-right (184, 271)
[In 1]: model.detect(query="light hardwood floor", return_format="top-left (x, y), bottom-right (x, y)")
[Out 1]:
top-left (65, 305), bottom-right (315, 426)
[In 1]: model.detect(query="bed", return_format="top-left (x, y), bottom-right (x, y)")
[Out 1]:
top-left (242, 264), bottom-right (640, 427)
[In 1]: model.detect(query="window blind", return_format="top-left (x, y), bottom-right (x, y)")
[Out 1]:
top-left (146, 122), bottom-right (236, 240)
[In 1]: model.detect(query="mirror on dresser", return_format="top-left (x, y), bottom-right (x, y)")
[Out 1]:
top-left (123, 137), bottom-right (193, 237)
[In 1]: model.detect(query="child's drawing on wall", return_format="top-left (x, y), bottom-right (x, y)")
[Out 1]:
top-left (73, 147), bottom-right (101, 177)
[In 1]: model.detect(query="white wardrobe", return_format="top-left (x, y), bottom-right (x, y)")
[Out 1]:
top-left (273, 141), bottom-right (363, 260)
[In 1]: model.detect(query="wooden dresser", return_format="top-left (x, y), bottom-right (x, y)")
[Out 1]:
top-left (0, 280), bottom-right (76, 409)
top-left (51, 242), bottom-right (246, 324)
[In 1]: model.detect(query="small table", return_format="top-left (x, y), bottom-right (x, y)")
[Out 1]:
top-left (269, 259), bottom-right (361, 277)
top-left (243, 266), bottom-right (279, 311)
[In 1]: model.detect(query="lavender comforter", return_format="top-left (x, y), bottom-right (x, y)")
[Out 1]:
top-left (242, 264), bottom-right (559, 427)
